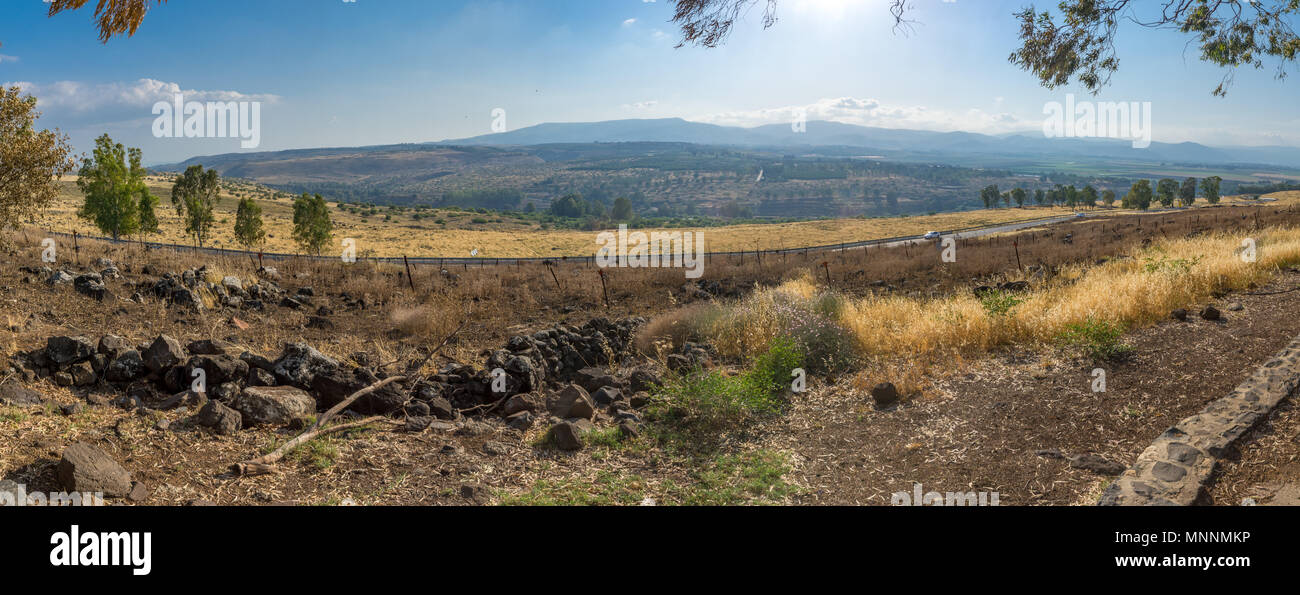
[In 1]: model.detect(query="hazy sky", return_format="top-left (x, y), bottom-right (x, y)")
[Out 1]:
top-left (2, 0), bottom-right (1296, 164)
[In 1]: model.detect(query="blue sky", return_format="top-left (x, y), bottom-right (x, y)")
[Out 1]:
top-left (1, 0), bottom-right (1296, 164)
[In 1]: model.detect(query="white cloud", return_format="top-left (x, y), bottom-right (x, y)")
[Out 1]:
top-left (623, 100), bottom-right (659, 110)
top-left (0, 55), bottom-right (18, 64)
top-left (622, 18), bottom-right (637, 26)
top-left (3, 78), bottom-right (280, 115)
top-left (694, 96), bottom-right (1033, 135)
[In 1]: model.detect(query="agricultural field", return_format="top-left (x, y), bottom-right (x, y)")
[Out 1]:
top-left (36, 176), bottom-right (1298, 258)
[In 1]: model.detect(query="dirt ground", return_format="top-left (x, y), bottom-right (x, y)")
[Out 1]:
top-left (5, 209), bottom-right (1300, 506)
top-left (769, 268), bottom-right (1300, 505)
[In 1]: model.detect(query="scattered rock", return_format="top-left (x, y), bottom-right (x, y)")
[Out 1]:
top-left (506, 411), bottom-right (535, 430)
top-left (196, 400), bottom-right (242, 435)
top-left (46, 335), bottom-right (96, 367)
top-left (871, 382), bottom-right (900, 408)
top-left (1201, 306), bottom-right (1222, 321)
top-left (272, 343), bottom-right (339, 388)
top-left (549, 421), bottom-right (587, 451)
top-left (74, 273), bottom-right (109, 301)
top-left (305, 316), bottom-right (334, 330)
top-left (105, 350), bottom-right (146, 382)
top-left (143, 335), bottom-right (185, 373)
top-left (57, 442), bottom-right (132, 497)
top-left (233, 386), bottom-right (316, 426)
top-left (551, 384), bottom-right (596, 420)
top-left (1171, 309), bottom-right (1188, 321)
top-left (482, 441), bottom-right (509, 456)
top-left (1070, 454), bottom-right (1126, 476)
top-left (127, 481), bottom-right (149, 503)
top-left (1226, 302), bottom-right (1244, 312)
top-left (591, 387), bottom-right (623, 407)
top-left (0, 380), bottom-right (43, 406)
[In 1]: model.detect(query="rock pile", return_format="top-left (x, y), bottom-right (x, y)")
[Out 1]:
top-left (6, 316), bottom-right (656, 450)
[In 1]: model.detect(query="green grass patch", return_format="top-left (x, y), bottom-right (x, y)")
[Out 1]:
top-left (1057, 317), bottom-right (1134, 361)
top-left (0, 407), bottom-right (29, 424)
top-left (648, 338), bottom-right (804, 453)
top-left (979, 290), bottom-right (1023, 317)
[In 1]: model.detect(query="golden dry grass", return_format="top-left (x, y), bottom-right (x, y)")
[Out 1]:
top-left (41, 176), bottom-right (1292, 259)
top-left (639, 224), bottom-right (1300, 393)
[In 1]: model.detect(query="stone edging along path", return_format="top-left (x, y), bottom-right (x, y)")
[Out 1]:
top-left (1099, 332), bottom-right (1300, 506)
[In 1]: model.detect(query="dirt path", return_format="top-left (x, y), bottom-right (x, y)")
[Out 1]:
top-left (1206, 399), bottom-right (1300, 506)
top-left (771, 268), bottom-right (1300, 505)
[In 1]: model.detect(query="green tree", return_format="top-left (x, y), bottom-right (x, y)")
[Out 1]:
top-left (76, 134), bottom-right (154, 240)
top-left (1124, 180), bottom-right (1153, 210)
top-left (137, 191), bottom-right (159, 240)
top-left (1034, 188), bottom-right (1046, 205)
top-left (1012, 187), bottom-right (1027, 208)
top-left (611, 196), bottom-right (634, 220)
top-left (0, 85), bottom-right (76, 236)
top-left (1179, 177), bottom-right (1198, 207)
top-left (233, 197), bottom-right (266, 251)
top-left (1156, 178), bottom-right (1179, 208)
top-left (170, 165), bottom-right (221, 247)
top-left (549, 193), bottom-right (587, 218)
top-left (1080, 185), bottom-right (1098, 208)
top-left (981, 184), bottom-right (1001, 209)
top-left (1101, 189), bottom-right (1116, 208)
top-left (1201, 176), bottom-right (1223, 204)
top-left (292, 193), bottom-right (333, 255)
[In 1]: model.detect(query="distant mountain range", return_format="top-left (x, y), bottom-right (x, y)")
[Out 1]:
top-left (437, 118), bottom-right (1300, 169)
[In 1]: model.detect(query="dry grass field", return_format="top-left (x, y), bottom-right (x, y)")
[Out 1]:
top-left (5, 199), bottom-right (1300, 506)
top-left (36, 176), bottom-right (1292, 259)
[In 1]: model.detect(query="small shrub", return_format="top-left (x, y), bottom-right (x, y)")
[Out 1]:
top-left (980, 290), bottom-right (1023, 317)
top-left (1057, 317), bottom-right (1133, 361)
top-left (648, 339), bottom-right (804, 452)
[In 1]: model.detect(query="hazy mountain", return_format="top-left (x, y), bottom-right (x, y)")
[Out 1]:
top-left (440, 118), bottom-right (1300, 169)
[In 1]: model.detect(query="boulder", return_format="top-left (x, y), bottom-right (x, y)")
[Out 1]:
top-left (186, 339), bottom-right (239, 356)
top-left (548, 421), bottom-right (587, 451)
top-left (46, 336), bottom-right (96, 367)
top-left (272, 343), bottom-right (339, 389)
top-left (550, 384), bottom-right (596, 420)
top-left (871, 382), bottom-right (900, 408)
top-left (502, 393), bottom-right (544, 416)
top-left (74, 273), bottom-right (109, 301)
top-left (69, 361), bottom-right (96, 386)
top-left (233, 386), bottom-right (316, 427)
top-left (0, 380), bottom-right (43, 406)
top-left (506, 411), bottom-right (535, 430)
top-left (196, 401), bottom-right (242, 435)
top-left (57, 442), bottom-right (132, 497)
top-left (1201, 306), bottom-right (1222, 321)
top-left (591, 387), bottom-right (623, 407)
top-left (309, 367), bottom-right (406, 414)
top-left (97, 335), bottom-right (130, 358)
top-left (185, 354), bottom-right (249, 386)
top-left (105, 350), bottom-right (146, 383)
top-left (143, 335), bottom-right (185, 373)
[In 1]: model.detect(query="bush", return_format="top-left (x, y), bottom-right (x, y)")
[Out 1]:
top-left (980, 290), bottom-right (1023, 317)
top-left (1057, 317), bottom-right (1133, 361)
top-left (648, 338), bottom-right (804, 452)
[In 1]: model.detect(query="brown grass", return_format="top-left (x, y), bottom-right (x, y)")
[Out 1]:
top-left (37, 176), bottom-right (1295, 259)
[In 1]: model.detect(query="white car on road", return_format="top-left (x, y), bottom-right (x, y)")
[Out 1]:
top-left (923, 231), bottom-right (942, 240)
